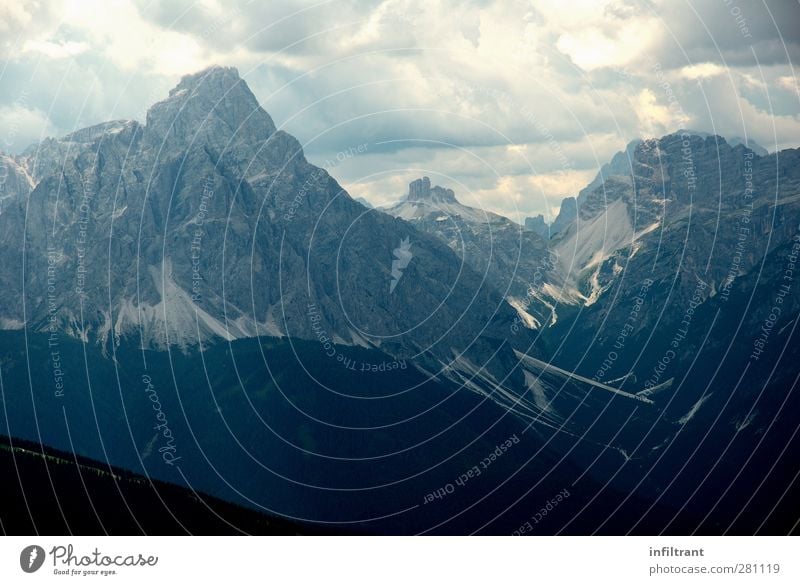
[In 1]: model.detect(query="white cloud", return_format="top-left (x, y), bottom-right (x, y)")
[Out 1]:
top-left (538, 0), bottom-right (662, 71)
top-left (44, 0), bottom-right (210, 74)
top-left (23, 39), bottom-right (88, 58)
top-left (680, 62), bottom-right (726, 80)
top-left (632, 88), bottom-right (690, 138)
top-left (0, 0), bottom-right (64, 56)
top-left (776, 75), bottom-right (798, 92)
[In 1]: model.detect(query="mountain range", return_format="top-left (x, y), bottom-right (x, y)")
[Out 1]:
top-left (1, 65), bottom-right (798, 534)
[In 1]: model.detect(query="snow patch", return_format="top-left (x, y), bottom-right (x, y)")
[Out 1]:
top-left (507, 296), bottom-right (540, 329)
top-left (635, 220), bottom-right (661, 239)
top-left (678, 393), bottom-right (712, 424)
top-left (110, 262), bottom-right (238, 348)
top-left (555, 198), bottom-right (634, 277)
top-left (735, 412), bottom-right (756, 432)
top-left (540, 281), bottom-right (585, 305)
top-left (777, 319), bottom-right (795, 336)
top-left (515, 350), bottom-right (655, 404)
top-left (584, 266), bottom-right (610, 306)
top-left (259, 305), bottom-right (285, 338)
top-left (348, 328), bottom-right (373, 348)
top-left (0, 317), bottom-right (25, 330)
top-left (385, 199), bottom-right (506, 224)
top-left (523, 370), bottom-right (555, 414)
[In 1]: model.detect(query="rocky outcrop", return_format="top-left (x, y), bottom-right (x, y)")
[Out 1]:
top-left (524, 214), bottom-right (549, 238)
top-left (407, 176), bottom-right (457, 203)
top-left (550, 196), bottom-right (576, 237)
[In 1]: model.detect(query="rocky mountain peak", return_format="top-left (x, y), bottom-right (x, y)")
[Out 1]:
top-left (407, 176), bottom-right (458, 203)
top-left (145, 65), bottom-right (276, 150)
top-left (170, 65), bottom-right (240, 97)
top-left (672, 128), bottom-right (769, 156)
top-left (524, 214), bottom-right (549, 238)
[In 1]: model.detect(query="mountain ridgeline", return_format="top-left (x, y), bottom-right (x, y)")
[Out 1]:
top-left (0, 67), bottom-right (529, 363)
top-left (1, 66), bottom-right (798, 534)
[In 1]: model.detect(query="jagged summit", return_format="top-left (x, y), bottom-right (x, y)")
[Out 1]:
top-left (524, 214), bottom-right (549, 238)
top-left (386, 177), bottom-right (503, 223)
top-left (145, 64), bottom-right (276, 149)
top-left (669, 128), bottom-right (768, 155)
top-left (407, 177), bottom-right (458, 204)
top-left (170, 65), bottom-right (241, 96)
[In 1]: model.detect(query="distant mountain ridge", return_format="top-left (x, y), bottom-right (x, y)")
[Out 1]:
top-left (529, 130), bottom-right (769, 239)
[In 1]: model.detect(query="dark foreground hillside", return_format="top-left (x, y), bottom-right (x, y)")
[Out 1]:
top-left (0, 435), bottom-right (319, 535)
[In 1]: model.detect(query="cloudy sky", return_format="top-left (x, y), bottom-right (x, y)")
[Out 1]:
top-left (1, 0), bottom-right (798, 221)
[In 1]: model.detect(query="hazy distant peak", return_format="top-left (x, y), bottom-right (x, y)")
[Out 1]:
top-left (671, 129), bottom-right (768, 156)
top-left (386, 176), bottom-right (507, 224)
top-left (407, 176), bottom-right (458, 204)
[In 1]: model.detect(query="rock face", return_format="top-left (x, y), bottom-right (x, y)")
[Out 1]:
top-left (384, 177), bottom-right (572, 329)
top-left (547, 132), bottom-right (800, 386)
top-left (383, 138), bottom-right (800, 492)
top-left (407, 176), bottom-right (457, 203)
top-left (0, 67), bottom-right (534, 372)
top-left (541, 135), bottom-right (800, 520)
top-left (547, 132), bottom-right (799, 311)
top-left (0, 154), bottom-right (35, 206)
top-left (549, 196), bottom-right (576, 237)
top-left (678, 129), bottom-right (769, 156)
top-left (524, 214), bottom-right (549, 238)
